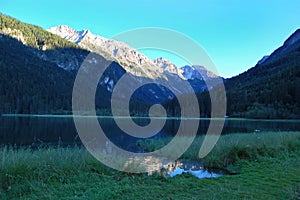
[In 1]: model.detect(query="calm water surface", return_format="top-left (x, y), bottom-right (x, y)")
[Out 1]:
top-left (1, 115), bottom-right (300, 149)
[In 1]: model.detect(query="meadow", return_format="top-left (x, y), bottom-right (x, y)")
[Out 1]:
top-left (0, 131), bottom-right (299, 199)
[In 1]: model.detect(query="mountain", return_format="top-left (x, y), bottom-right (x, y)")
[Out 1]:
top-left (153, 57), bottom-right (185, 79)
top-left (0, 14), bottom-right (93, 113)
top-left (225, 29), bottom-right (300, 119)
top-left (0, 15), bottom-right (89, 71)
top-left (0, 14), bottom-right (141, 114)
top-left (165, 29), bottom-right (300, 119)
top-left (257, 29), bottom-right (300, 66)
top-left (4, 13), bottom-right (297, 119)
top-left (48, 25), bottom-right (221, 86)
top-left (181, 65), bottom-right (219, 80)
top-left (49, 25), bottom-right (220, 81)
top-left (0, 14), bottom-right (197, 114)
top-left (48, 25), bottom-right (164, 79)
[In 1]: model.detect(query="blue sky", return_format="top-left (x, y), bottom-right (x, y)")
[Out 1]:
top-left (1, 0), bottom-right (300, 78)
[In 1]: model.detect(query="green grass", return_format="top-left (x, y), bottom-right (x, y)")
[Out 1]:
top-left (0, 131), bottom-right (299, 199)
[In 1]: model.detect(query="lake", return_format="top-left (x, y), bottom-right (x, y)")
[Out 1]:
top-left (1, 114), bottom-right (300, 150)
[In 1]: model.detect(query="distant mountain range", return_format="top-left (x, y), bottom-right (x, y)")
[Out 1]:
top-left (0, 13), bottom-right (299, 118)
top-left (48, 25), bottom-right (219, 82)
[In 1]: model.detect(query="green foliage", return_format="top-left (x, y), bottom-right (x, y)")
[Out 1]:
top-left (0, 13), bottom-right (78, 50)
top-left (201, 131), bottom-right (300, 169)
top-left (138, 131), bottom-right (300, 169)
top-left (0, 132), bottom-right (299, 199)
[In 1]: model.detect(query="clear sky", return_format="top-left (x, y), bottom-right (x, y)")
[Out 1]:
top-left (1, 0), bottom-right (300, 78)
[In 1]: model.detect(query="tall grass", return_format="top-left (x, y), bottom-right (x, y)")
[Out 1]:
top-left (201, 131), bottom-right (300, 169)
top-left (0, 131), bottom-right (299, 199)
top-left (1, 131), bottom-right (299, 172)
top-left (0, 146), bottom-right (110, 196)
top-left (139, 131), bottom-right (300, 169)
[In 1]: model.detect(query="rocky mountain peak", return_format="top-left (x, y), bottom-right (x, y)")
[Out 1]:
top-left (48, 25), bottom-right (164, 79)
top-left (181, 65), bottom-right (219, 80)
top-left (48, 25), bottom-right (90, 44)
top-left (153, 57), bottom-right (185, 79)
top-left (48, 25), bottom-right (220, 81)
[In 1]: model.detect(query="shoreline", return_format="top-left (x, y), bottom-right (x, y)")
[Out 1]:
top-left (1, 113), bottom-right (300, 121)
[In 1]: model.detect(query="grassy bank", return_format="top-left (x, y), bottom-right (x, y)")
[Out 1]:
top-left (0, 131), bottom-right (299, 199)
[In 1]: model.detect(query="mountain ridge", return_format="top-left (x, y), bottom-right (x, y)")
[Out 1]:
top-left (256, 29), bottom-right (300, 65)
top-left (48, 25), bottom-right (220, 81)
top-left (225, 28), bottom-right (300, 118)
top-left (48, 25), bottom-right (165, 79)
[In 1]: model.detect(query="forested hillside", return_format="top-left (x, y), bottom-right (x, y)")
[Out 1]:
top-left (0, 13), bottom-right (88, 71)
top-left (0, 14), bottom-right (155, 115)
top-left (0, 13), bottom-right (78, 50)
top-left (0, 13), bottom-right (89, 114)
top-left (0, 34), bottom-right (75, 113)
top-left (225, 29), bottom-right (300, 119)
